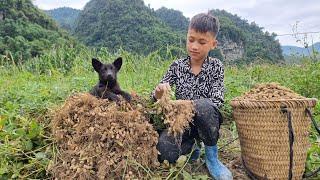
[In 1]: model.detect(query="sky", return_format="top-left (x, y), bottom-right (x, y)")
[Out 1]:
top-left (32, 0), bottom-right (320, 47)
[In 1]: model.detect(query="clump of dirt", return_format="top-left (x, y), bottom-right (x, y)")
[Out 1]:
top-left (50, 93), bottom-right (159, 179)
top-left (234, 82), bottom-right (305, 100)
top-left (155, 89), bottom-right (195, 136)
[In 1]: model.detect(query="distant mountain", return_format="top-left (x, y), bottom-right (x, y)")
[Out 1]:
top-left (282, 42), bottom-right (320, 56)
top-left (0, 0), bottom-right (75, 62)
top-left (45, 7), bottom-right (81, 32)
top-left (42, 0), bottom-right (284, 64)
top-left (73, 0), bottom-right (183, 55)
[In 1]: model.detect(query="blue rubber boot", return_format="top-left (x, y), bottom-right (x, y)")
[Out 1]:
top-left (205, 145), bottom-right (233, 180)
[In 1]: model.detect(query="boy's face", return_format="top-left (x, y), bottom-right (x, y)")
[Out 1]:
top-left (186, 28), bottom-right (217, 62)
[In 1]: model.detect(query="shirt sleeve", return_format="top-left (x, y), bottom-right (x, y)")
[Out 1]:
top-left (150, 61), bottom-right (178, 101)
top-left (159, 62), bottom-right (177, 86)
top-left (208, 61), bottom-right (225, 108)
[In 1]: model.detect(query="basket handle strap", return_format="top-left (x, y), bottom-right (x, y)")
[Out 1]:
top-left (281, 106), bottom-right (294, 180)
top-left (302, 108), bottom-right (320, 178)
top-left (242, 107), bottom-right (295, 180)
top-left (306, 108), bottom-right (320, 135)
top-left (242, 108), bottom-right (319, 179)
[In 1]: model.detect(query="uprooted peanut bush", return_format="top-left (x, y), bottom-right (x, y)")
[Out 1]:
top-left (50, 93), bottom-right (159, 179)
top-left (154, 88), bottom-right (195, 136)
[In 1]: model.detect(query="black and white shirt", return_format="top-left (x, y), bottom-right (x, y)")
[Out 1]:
top-left (153, 56), bottom-right (224, 108)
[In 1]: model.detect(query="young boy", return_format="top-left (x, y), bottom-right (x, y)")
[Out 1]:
top-left (152, 13), bottom-right (232, 180)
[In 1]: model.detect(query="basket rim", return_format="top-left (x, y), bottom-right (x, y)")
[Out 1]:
top-left (230, 98), bottom-right (318, 108)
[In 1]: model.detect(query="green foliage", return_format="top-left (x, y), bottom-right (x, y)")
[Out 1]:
top-left (45, 7), bottom-right (81, 32)
top-left (210, 9), bottom-right (284, 64)
top-left (0, 0), bottom-right (77, 63)
top-left (209, 49), bottom-right (224, 61)
top-left (0, 0), bottom-right (58, 30)
top-left (0, 46), bottom-right (319, 178)
top-left (0, 114), bottom-right (50, 179)
top-left (155, 7), bottom-right (189, 33)
top-left (73, 0), bottom-right (184, 55)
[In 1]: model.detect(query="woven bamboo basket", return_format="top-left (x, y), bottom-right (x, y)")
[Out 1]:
top-left (230, 98), bottom-right (317, 179)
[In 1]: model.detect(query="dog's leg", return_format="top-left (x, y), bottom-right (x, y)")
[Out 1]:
top-left (118, 90), bottom-right (132, 102)
top-left (90, 85), bottom-right (100, 97)
top-left (103, 91), bottom-right (121, 102)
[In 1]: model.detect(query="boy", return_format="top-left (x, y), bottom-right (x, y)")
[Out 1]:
top-left (152, 13), bottom-right (232, 180)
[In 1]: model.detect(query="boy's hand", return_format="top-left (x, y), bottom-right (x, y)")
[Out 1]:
top-left (154, 83), bottom-right (171, 100)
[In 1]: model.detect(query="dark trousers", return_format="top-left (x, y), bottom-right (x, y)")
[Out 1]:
top-left (156, 99), bottom-right (223, 163)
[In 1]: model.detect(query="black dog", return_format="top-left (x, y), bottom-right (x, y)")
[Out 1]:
top-left (90, 57), bottom-right (131, 102)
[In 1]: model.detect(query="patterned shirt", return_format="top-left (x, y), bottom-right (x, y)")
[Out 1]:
top-left (153, 56), bottom-right (225, 108)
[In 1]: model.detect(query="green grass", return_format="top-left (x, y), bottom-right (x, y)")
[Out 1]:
top-left (0, 47), bottom-right (319, 179)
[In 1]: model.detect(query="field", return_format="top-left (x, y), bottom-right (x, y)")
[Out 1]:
top-left (0, 46), bottom-right (319, 179)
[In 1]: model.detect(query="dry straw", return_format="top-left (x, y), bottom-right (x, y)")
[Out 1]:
top-left (231, 83), bottom-right (317, 179)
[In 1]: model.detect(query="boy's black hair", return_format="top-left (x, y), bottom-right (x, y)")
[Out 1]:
top-left (189, 13), bottom-right (220, 38)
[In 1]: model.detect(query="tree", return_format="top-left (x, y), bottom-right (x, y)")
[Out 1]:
top-left (0, 0), bottom-right (77, 63)
top-left (155, 7), bottom-right (189, 32)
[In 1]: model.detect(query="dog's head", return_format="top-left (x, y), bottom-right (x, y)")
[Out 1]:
top-left (92, 57), bottom-right (122, 84)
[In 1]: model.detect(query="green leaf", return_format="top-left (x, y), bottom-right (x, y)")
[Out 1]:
top-left (15, 128), bottom-right (26, 137)
top-left (0, 116), bottom-right (7, 130)
top-left (182, 170), bottom-right (192, 180)
top-left (35, 152), bottom-right (47, 160)
top-left (27, 120), bottom-right (41, 139)
top-left (176, 155), bottom-right (187, 168)
top-left (23, 139), bottom-right (33, 151)
top-left (0, 166), bottom-right (8, 175)
top-left (193, 174), bottom-right (209, 180)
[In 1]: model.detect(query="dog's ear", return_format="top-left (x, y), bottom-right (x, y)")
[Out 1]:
top-left (113, 57), bottom-right (122, 71)
top-left (92, 58), bottom-right (102, 72)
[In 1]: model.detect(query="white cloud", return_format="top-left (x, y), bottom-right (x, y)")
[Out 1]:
top-left (32, 0), bottom-right (320, 46)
